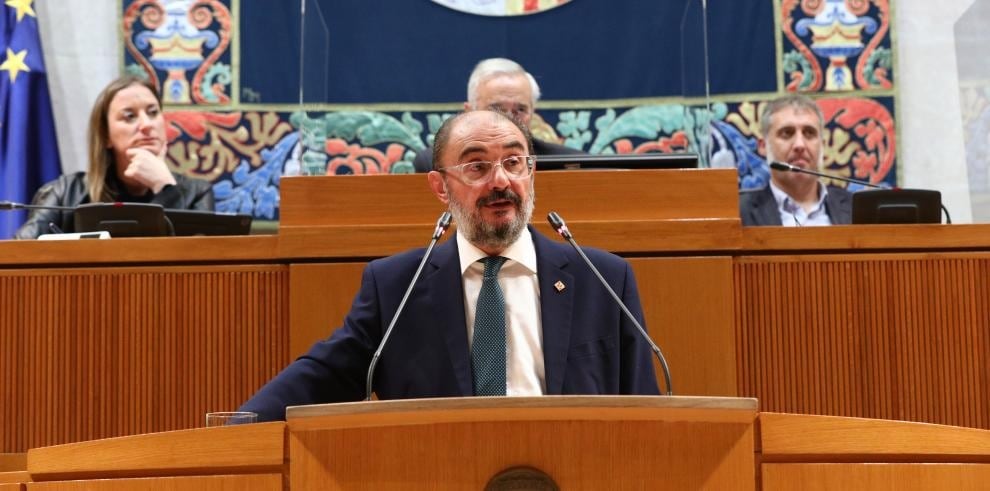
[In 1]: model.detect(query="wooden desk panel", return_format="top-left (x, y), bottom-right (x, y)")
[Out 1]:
top-left (0, 266), bottom-right (289, 453)
top-left (0, 236), bottom-right (278, 267)
top-left (736, 254), bottom-right (990, 429)
top-left (27, 423), bottom-right (286, 479)
top-left (763, 463), bottom-right (990, 490)
top-left (759, 413), bottom-right (990, 490)
top-left (26, 474), bottom-right (282, 491)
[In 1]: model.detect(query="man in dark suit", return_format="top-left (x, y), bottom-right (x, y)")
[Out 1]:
top-left (412, 57), bottom-right (581, 172)
top-left (240, 110), bottom-right (660, 421)
top-left (740, 94), bottom-right (852, 226)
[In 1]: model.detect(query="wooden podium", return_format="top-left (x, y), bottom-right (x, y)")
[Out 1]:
top-left (9, 397), bottom-right (990, 490)
top-left (286, 396), bottom-right (757, 490)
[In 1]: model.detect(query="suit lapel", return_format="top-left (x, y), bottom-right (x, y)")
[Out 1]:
top-left (531, 229), bottom-right (574, 395)
top-left (754, 187), bottom-right (782, 226)
top-left (825, 187), bottom-right (852, 224)
top-left (422, 237), bottom-right (474, 396)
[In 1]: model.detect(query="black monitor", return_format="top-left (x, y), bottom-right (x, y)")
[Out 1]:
top-left (165, 209), bottom-right (253, 236)
top-left (851, 189), bottom-right (942, 224)
top-left (535, 152), bottom-right (699, 171)
top-left (73, 202), bottom-right (171, 237)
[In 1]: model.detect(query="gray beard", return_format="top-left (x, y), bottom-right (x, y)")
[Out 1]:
top-left (447, 185), bottom-right (534, 252)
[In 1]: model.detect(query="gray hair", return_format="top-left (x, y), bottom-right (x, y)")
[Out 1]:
top-left (759, 94), bottom-right (824, 138)
top-left (466, 57), bottom-right (542, 108)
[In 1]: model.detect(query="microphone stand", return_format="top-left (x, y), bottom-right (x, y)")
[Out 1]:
top-left (0, 201), bottom-right (75, 212)
top-left (547, 211), bottom-right (673, 396)
top-left (364, 211), bottom-right (453, 401)
top-left (768, 161), bottom-right (888, 189)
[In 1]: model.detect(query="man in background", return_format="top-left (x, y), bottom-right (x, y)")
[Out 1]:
top-left (739, 94), bottom-right (852, 226)
top-left (412, 57), bottom-right (581, 172)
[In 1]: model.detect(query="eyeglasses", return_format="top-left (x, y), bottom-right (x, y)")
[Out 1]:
top-left (487, 103), bottom-right (532, 120)
top-left (437, 155), bottom-right (535, 185)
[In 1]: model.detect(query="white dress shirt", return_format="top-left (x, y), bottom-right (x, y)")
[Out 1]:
top-left (457, 227), bottom-right (545, 395)
top-left (769, 180), bottom-right (832, 226)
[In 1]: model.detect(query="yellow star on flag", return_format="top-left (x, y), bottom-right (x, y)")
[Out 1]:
top-left (0, 48), bottom-right (30, 83)
top-left (5, 0), bottom-right (36, 21)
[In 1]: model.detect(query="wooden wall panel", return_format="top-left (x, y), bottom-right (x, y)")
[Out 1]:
top-left (0, 266), bottom-right (289, 453)
top-left (735, 254), bottom-right (990, 429)
top-left (630, 257), bottom-right (736, 396)
top-left (288, 263), bottom-right (366, 359)
top-left (0, 455), bottom-right (25, 473)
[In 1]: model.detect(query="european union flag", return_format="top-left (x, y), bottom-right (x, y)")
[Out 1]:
top-left (0, 1), bottom-right (61, 239)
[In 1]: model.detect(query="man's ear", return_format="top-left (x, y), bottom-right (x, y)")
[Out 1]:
top-left (428, 171), bottom-right (450, 205)
top-left (463, 101), bottom-right (472, 112)
top-left (757, 138), bottom-right (766, 158)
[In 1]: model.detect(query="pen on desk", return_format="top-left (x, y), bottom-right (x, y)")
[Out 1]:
top-left (48, 222), bottom-right (64, 234)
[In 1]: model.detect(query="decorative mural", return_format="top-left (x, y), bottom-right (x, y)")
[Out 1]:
top-left (782, 0), bottom-right (893, 92)
top-left (120, 0), bottom-right (898, 223)
top-left (123, 0), bottom-right (233, 105)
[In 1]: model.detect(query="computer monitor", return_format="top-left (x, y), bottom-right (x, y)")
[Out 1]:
top-left (851, 189), bottom-right (942, 224)
top-left (165, 209), bottom-right (253, 236)
top-left (73, 202), bottom-right (171, 237)
top-left (535, 152), bottom-right (699, 171)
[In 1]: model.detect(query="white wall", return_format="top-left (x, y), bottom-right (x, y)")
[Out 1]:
top-left (36, 0), bottom-right (118, 174)
top-left (894, 0), bottom-right (975, 222)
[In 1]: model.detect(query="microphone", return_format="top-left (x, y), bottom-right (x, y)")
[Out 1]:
top-left (769, 161), bottom-right (953, 224)
top-left (768, 161), bottom-right (890, 190)
top-left (0, 201), bottom-right (74, 212)
top-left (364, 211), bottom-right (453, 401)
top-left (546, 211), bottom-right (673, 396)
top-left (1, 201), bottom-right (77, 235)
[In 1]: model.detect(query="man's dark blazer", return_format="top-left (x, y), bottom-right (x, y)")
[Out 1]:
top-left (240, 226), bottom-right (660, 421)
top-left (739, 185), bottom-right (853, 226)
top-left (412, 138), bottom-right (583, 173)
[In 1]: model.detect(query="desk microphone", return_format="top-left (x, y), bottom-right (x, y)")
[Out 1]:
top-left (0, 201), bottom-right (75, 211)
top-left (546, 211), bottom-right (673, 396)
top-left (769, 161), bottom-right (952, 224)
top-left (1, 201), bottom-right (77, 234)
top-left (364, 211), bottom-right (453, 401)
top-left (768, 161), bottom-right (890, 190)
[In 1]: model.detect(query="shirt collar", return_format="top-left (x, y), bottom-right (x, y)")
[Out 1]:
top-left (456, 226), bottom-right (537, 275)
top-left (768, 179), bottom-right (829, 213)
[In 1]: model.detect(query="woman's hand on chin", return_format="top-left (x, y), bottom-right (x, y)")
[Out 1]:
top-left (124, 147), bottom-right (176, 194)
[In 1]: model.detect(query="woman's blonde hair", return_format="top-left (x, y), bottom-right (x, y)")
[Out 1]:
top-left (86, 75), bottom-right (162, 202)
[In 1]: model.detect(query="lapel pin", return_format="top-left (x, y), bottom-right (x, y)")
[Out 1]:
top-left (554, 280), bottom-right (566, 292)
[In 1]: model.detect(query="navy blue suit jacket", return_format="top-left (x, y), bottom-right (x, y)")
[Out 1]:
top-left (240, 226), bottom-right (660, 421)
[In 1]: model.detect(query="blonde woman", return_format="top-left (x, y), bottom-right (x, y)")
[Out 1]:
top-left (16, 76), bottom-right (213, 239)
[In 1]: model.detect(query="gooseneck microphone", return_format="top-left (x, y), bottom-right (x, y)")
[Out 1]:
top-left (364, 211), bottom-right (453, 401)
top-left (769, 161), bottom-right (953, 224)
top-left (0, 201), bottom-right (74, 211)
top-left (1, 201), bottom-right (77, 235)
top-left (546, 211), bottom-right (673, 396)
top-left (768, 161), bottom-right (890, 190)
